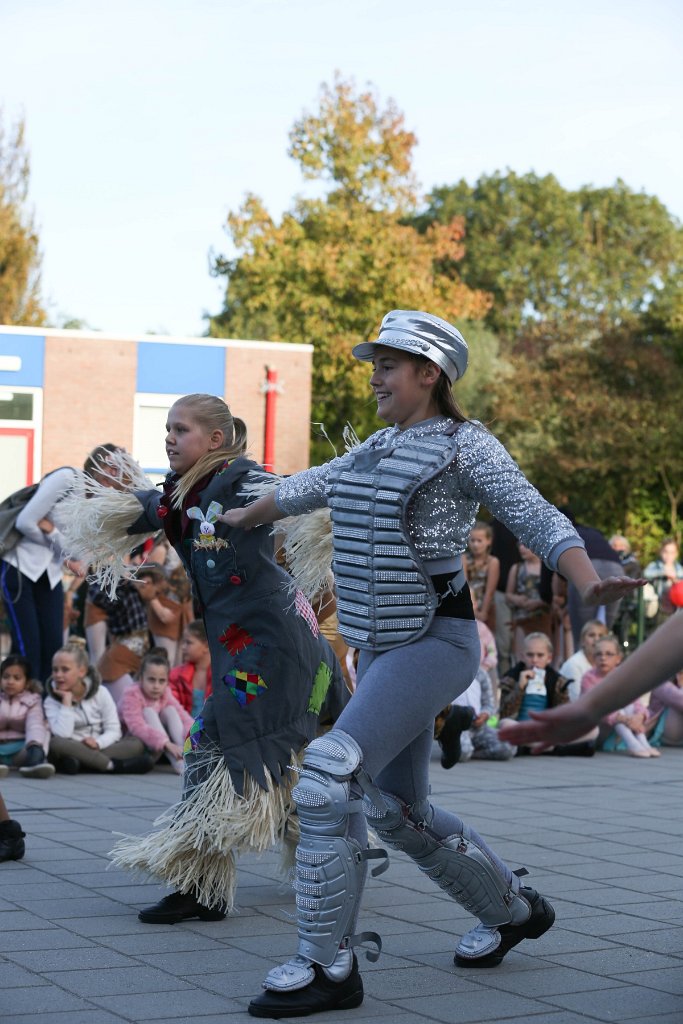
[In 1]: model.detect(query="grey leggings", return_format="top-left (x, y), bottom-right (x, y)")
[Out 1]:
top-left (333, 616), bottom-right (514, 884)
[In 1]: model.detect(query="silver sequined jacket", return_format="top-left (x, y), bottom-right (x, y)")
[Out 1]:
top-left (275, 417), bottom-right (584, 571)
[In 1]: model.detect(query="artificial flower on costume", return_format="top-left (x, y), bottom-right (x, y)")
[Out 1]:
top-left (295, 589), bottom-right (320, 638)
top-left (224, 668), bottom-right (268, 708)
top-left (183, 715), bottom-right (205, 755)
top-left (307, 662), bottom-right (332, 715)
top-left (219, 623), bottom-right (254, 656)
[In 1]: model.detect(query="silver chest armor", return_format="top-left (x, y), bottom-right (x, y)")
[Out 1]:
top-left (326, 427), bottom-right (462, 652)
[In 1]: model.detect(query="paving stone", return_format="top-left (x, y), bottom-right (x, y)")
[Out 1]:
top-left (2, 986), bottom-right (94, 1014)
top-left (44, 965), bottom-right (195, 996)
top-left (0, 962), bottom-right (50, 987)
top-left (91, 988), bottom-right (242, 1017)
top-left (392, 988), bottom-right (549, 1022)
top-left (2, 1014), bottom-right (126, 1024)
top-left (547, 947), bottom-right (682, 974)
top-left (546, 984), bottom-right (683, 1019)
top-left (5, 947), bottom-right (138, 971)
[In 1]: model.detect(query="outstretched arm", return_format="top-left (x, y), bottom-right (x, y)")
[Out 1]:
top-left (217, 490), bottom-right (286, 531)
top-left (556, 546), bottom-right (645, 606)
top-left (499, 613), bottom-right (683, 749)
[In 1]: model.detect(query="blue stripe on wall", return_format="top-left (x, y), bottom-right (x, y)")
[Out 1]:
top-left (0, 335), bottom-right (44, 387)
top-left (136, 342), bottom-right (225, 394)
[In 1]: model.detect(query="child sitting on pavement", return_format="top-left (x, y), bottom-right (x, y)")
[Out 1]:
top-left (581, 634), bottom-right (660, 758)
top-left (499, 632), bottom-right (595, 755)
top-left (45, 640), bottom-right (154, 774)
top-left (119, 648), bottom-right (194, 774)
top-left (0, 655), bottom-right (55, 778)
top-left (169, 620), bottom-right (213, 718)
top-left (559, 619), bottom-right (608, 701)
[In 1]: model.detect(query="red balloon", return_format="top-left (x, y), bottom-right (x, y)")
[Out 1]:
top-left (668, 580), bottom-right (683, 607)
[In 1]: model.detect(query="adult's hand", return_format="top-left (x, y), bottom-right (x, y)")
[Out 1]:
top-left (580, 576), bottom-right (645, 606)
top-left (498, 703), bottom-right (598, 751)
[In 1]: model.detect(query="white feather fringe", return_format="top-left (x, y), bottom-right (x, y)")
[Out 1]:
top-left (54, 452), bottom-right (158, 598)
top-left (109, 744), bottom-right (302, 910)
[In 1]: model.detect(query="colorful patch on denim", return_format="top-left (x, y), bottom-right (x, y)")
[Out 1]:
top-left (183, 715), bottom-right (204, 755)
top-left (307, 662), bottom-right (332, 715)
top-left (224, 669), bottom-right (268, 707)
top-left (219, 623), bottom-right (254, 655)
top-left (295, 589), bottom-right (320, 638)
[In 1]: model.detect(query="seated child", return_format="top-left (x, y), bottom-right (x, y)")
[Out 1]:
top-left (499, 632), bottom-right (594, 755)
top-left (45, 640), bottom-right (154, 774)
top-left (0, 655), bottom-right (55, 778)
top-left (649, 669), bottom-right (683, 747)
top-left (581, 634), bottom-right (660, 758)
top-left (169, 620), bottom-right (213, 717)
top-left (559, 619), bottom-right (608, 701)
top-left (119, 649), bottom-right (194, 774)
top-left (437, 668), bottom-right (514, 766)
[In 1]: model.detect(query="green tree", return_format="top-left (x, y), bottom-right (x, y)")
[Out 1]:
top-left (415, 171), bottom-right (683, 340)
top-left (0, 114), bottom-right (45, 325)
top-left (209, 77), bottom-right (496, 455)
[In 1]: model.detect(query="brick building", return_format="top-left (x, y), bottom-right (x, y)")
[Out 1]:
top-left (0, 326), bottom-right (313, 499)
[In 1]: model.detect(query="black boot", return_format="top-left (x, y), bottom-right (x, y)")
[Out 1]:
top-left (111, 753), bottom-right (155, 774)
top-left (454, 887), bottom-right (555, 968)
top-left (19, 744), bottom-right (56, 778)
top-left (439, 706), bottom-right (475, 769)
top-left (0, 819), bottom-right (26, 862)
top-left (138, 890), bottom-right (227, 924)
top-left (56, 755), bottom-right (81, 775)
top-left (248, 956), bottom-right (364, 1018)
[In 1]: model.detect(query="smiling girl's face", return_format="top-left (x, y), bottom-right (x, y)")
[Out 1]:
top-left (369, 347), bottom-right (440, 430)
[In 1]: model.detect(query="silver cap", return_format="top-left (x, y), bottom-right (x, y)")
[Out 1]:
top-left (352, 310), bottom-right (468, 382)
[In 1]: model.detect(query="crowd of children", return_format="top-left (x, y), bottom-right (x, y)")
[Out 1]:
top-left (0, 612), bottom-right (216, 781)
top-left (435, 526), bottom-right (677, 767)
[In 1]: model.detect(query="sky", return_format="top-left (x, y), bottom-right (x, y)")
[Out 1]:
top-left (1, 0), bottom-right (682, 337)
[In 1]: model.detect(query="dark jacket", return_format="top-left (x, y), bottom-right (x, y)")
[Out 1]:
top-left (499, 661), bottom-right (570, 720)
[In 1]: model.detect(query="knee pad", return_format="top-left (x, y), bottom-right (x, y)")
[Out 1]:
top-left (364, 791), bottom-right (527, 928)
top-left (293, 731), bottom-right (387, 967)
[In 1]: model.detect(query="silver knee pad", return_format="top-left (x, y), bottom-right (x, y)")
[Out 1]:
top-left (364, 792), bottom-right (528, 928)
top-left (293, 731), bottom-right (387, 968)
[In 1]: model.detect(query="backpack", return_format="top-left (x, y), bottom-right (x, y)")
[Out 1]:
top-left (0, 483), bottom-right (40, 556)
top-left (0, 468), bottom-right (73, 557)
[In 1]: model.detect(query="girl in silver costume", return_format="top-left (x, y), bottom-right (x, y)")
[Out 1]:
top-left (221, 309), bottom-right (644, 1019)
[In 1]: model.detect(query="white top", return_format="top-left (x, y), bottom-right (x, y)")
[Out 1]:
top-left (2, 468), bottom-right (76, 587)
top-left (44, 679), bottom-right (122, 749)
top-left (559, 650), bottom-right (592, 702)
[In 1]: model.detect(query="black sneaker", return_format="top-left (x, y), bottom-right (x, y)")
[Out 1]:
top-left (454, 887), bottom-right (555, 967)
top-left (0, 819), bottom-right (26, 862)
top-left (138, 890), bottom-right (227, 924)
top-left (248, 957), bottom-right (363, 1018)
top-left (439, 706), bottom-right (475, 769)
top-left (111, 754), bottom-right (155, 774)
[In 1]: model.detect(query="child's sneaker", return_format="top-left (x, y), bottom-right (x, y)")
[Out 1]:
top-left (0, 819), bottom-right (26, 862)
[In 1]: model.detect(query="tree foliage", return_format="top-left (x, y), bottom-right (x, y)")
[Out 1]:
top-left (210, 77), bottom-right (496, 454)
top-left (415, 171), bottom-right (683, 339)
top-left (0, 114), bottom-right (45, 325)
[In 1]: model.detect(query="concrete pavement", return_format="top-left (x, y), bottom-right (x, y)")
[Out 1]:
top-left (2, 747), bottom-right (683, 1023)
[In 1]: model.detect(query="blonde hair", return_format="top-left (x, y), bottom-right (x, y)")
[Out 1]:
top-left (524, 632), bottom-right (554, 655)
top-left (170, 394), bottom-right (248, 509)
top-left (55, 638), bottom-right (102, 689)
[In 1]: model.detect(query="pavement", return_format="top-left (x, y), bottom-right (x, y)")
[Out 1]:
top-left (2, 747), bottom-right (683, 1024)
